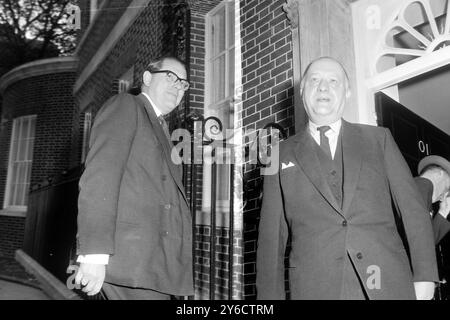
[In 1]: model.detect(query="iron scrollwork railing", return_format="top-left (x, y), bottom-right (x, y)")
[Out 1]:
top-left (182, 113), bottom-right (236, 300)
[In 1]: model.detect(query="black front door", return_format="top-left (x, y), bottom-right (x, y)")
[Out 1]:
top-left (375, 91), bottom-right (450, 300)
top-left (375, 92), bottom-right (450, 174)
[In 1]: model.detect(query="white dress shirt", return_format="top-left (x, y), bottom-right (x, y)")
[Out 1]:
top-left (308, 119), bottom-right (342, 160)
top-left (77, 92), bottom-right (163, 265)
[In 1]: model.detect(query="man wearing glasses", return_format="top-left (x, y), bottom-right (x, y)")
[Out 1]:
top-left (74, 56), bottom-right (193, 299)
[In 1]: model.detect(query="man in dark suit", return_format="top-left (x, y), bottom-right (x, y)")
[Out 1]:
top-left (256, 57), bottom-right (439, 300)
top-left (74, 56), bottom-right (193, 299)
top-left (415, 155), bottom-right (450, 244)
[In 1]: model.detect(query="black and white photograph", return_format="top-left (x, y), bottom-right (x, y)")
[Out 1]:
top-left (0, 0), bottom-right (449, 309)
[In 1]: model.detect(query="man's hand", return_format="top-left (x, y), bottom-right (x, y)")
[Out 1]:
top-left (414, 281), bottom-right (435, 300)
top-left (438, 193), bottom-right (450, 219)
top-left (75, 263), bottom-right (106, 296)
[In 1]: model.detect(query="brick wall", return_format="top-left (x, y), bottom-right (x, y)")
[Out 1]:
top-left (0, 216), bottom-right (25, 258)
top-left (240, 0), bottom-right (296, 299)
top-left (0, 71), bottom-right (76, 258)
top-left (195, 226), bottom-right (243, 300)
top-left (77, 0), bottom-right (133, 73)
top-left (0, 72), bottom-right (76, 196)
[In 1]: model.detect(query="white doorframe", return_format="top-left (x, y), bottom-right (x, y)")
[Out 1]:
top-left (351, 0), bottom-right (450, 125)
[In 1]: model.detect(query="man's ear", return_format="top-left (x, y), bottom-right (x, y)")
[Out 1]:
top-left (345, 80), bottom-right (351, 99)
top-left (346, 88), bottom-right (351, 99)
top-left (142, 71), bottom-right (152, 87)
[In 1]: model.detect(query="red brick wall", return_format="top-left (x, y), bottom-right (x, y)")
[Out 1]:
top-left (0, 71), bottom-right (76, 258)
top-left (240, 0), bottom-right (297, 299)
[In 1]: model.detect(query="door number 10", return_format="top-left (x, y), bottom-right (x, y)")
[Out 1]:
top-left (418, 140), bottom-right (430, 155)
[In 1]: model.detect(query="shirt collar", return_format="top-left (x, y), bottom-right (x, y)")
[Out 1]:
top-left (308, 119), bottom-right (342, 135)
top-left (141, 92), bottom-right (163, 117)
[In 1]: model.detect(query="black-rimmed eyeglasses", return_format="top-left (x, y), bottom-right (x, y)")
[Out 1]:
top-left (149, 70), bottom-right (190, 91)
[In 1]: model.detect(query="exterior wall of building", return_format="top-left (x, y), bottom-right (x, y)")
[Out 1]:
top-left (0, 63), bottom-right (76, 258)
top-left (0, 216), bottom-right (25, 258)
top-left (240, 0), bottom-right (296, 299)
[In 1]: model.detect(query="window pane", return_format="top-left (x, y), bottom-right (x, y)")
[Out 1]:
top-left (25, 163), bottom-right (31, 187)
top-left (16, 163), bottom-right (27, 206)
top-left (18, 162), bottom-right (26, 186)
top-left (20, 119), bottom-right (28, 140)
top-left (18, 138), bottom-right (27, 161)
top-left (10, 135), bottom-right (18, 163)
top-left (9, 182), bottom-right (16, 206)
top-left (228, 49), bottom-right (235, 98)
top-left (6, 116), bottom-right (36, 207)
top-left (227, 2), bottom-right (235, 48)
top-left (11, 162), bottom-right (19, 187)
top-left (213, 55), bottom-right (226, 103)
top-left (217, 164), bottom-right (230, 201)
top-left (15, 182), bottom-right (24, 206)
top-left (213, 6), bottom-right (226, 56)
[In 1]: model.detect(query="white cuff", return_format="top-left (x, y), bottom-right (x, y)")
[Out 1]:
top-left (77, 254), bottom-right (109, 265)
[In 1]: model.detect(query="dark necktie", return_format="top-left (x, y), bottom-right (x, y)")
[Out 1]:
top-left (317, 126), bottom-right (332, 159)
top-left (158, 115), bottom-right (171, 143)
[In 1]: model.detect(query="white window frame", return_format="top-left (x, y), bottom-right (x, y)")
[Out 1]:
top-left (3, 115), bottom-right (37, 214)
top-left (205, 1), bottom-right (236, 111)
top-left (203, 1), bottom-right (236, 211)
top-left (351, 0), bottom-right (450, 126)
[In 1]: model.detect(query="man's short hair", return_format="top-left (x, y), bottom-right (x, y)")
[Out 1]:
top-left (300, 56), bottom-right (350, 92)
top-left (145, 55), bottom-right (186, 73)
top-left (135, 55), bottom-right (186, 92)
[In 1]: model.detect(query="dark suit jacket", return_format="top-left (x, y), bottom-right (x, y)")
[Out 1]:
top-left (415, 177), bottom-right (450, 245)
top-left (256, 120), bottom-right (439, 300)
top-left (77, 93), bottom-right (193, 296)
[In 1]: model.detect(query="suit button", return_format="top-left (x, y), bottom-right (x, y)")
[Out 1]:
top-left (164, 204), bottom-right (171, 210)
top-left (331, 170), bottom-right (337, 176)
top-left (356, 252), bottom-right (363, 260)
top-left (162, 175), bottom-right (167, 181)
top-left (342, 220), bottom-right (347, 227)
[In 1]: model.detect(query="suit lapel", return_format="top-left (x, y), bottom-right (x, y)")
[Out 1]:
top-left (292, 127), bottom-right (343, 216)
top-left (137, 94), bottom-right (188, 205)
top-left (341, 121), bottom-right (363, 215)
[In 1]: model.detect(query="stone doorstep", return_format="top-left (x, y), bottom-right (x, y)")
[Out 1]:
top-left (0, 257), bottom-right (40, 284)
top-left (14, 249), bottom-right (81, 300)
top-left (0, 274), bottom-right (42, 291)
